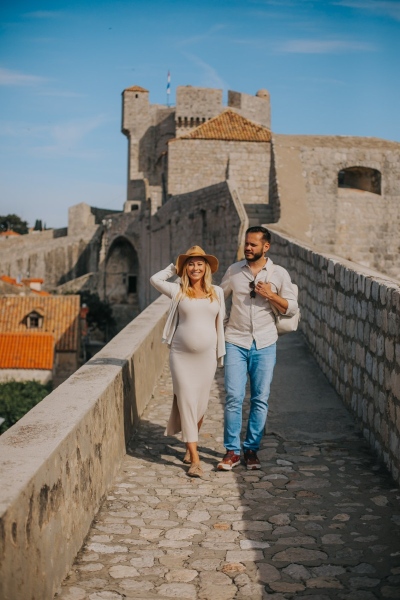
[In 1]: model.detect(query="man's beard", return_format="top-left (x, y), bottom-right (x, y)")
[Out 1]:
top-left (246, 250), bottom-right (265, 262)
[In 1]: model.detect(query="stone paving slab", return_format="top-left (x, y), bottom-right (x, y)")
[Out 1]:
top-left (56, 334), bottom-right (400, 599)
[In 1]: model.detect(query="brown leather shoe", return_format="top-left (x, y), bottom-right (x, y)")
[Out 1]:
top-left (244, 449), bottom-right (261, 470)
top-left (217, 450), bottom-right (240, 471)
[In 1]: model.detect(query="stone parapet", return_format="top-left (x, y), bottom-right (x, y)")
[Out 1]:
top-left (0, 295), bottom-right (169, 600)
top-left (268, 228), bottom-right (400, 483)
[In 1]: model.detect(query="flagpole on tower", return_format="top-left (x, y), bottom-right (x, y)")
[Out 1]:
top-left (167, 70), bottom-right (171, 107)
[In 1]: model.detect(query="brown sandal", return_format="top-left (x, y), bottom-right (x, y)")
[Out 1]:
top-left (183, 450), bottom-right (191, 464)
top-left (188, 462), bottom-right (204, 478)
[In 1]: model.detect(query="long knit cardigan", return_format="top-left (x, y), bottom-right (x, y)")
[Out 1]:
top-left (150, 263), bottom-right (226, 367)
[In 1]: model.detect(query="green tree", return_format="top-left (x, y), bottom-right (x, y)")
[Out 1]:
top-left (79, 291), bottom-right (116, 334)
top-left (34, 219), bottom-right (43, 231)
top-left (0, 380), bottom-right (52, 434)
top-left (0, 214), bottom-right (29, 235)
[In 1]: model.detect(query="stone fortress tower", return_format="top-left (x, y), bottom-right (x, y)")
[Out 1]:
top-left (121, 85), bottom-right (274, 222)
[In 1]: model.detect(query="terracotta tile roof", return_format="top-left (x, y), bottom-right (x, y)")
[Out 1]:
top-left (31, 290), bottom-right (51, 297)
top-left (0, 332), bottom-right (54, 370)
top-left (0, 296), bottom-right (80, 351)
top-left (22, 278), bottom-right (44, 284)
top-left (0, 275), bottom-right (23, 288)
top-left (176, 110), bottom-right (271, 142)
top-left (0, 230), bottom-right (21, 237)
top-left (125, 85), bottom-right (148, 93)
top-left (0, 275), bottom-right (50, 296)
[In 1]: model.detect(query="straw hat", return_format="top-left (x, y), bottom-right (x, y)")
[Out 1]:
top-left (175, 245), bottom-right (219, 277)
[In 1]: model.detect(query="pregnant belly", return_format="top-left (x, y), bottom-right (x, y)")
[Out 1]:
top-left (173, 325), bottom-right (217, 354)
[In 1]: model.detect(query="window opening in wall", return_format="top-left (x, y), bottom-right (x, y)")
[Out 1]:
top-left (338, 167), bottom-right (381, 195)
top-left (131, 204), bottom-right (139, 211)
top-left (128, 276), bottom-right (137, 294)
top-left (135, 94), bottom-right (138, 98)
top-left (26, 311), bottom-right (43, 329)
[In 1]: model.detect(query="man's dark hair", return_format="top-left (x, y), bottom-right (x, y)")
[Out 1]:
top-left (245, 226), bottom-right (271, 243)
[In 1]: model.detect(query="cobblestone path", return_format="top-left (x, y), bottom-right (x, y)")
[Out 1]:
top-left (57, 336), bottom-right (400, 600)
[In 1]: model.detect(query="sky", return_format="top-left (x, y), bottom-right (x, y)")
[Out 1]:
top-left (1, 0), bottom-right (399, 229)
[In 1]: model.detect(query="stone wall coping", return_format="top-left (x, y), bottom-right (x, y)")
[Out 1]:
top-left (273, 133), bottom-right (400, 150)
top-left (0, 294), bottom-right (169, 513)
top-left (268, 226), bottom-right (400, 288)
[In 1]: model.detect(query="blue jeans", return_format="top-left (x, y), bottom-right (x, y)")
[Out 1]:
top-left (224, 341), bottom-right (276, 454)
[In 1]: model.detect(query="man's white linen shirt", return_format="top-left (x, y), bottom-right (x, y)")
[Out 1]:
top-left (220, 258), bottom-right (298, 350)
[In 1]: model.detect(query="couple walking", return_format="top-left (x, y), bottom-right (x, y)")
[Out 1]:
top-left (150, 226), bottom-right (298, 478)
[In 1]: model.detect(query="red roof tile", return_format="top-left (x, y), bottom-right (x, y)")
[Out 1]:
top-left (0, 296), bottom-right (80, 351)
top-left (174, 110), bottom-right (271, 142)
top-left (0, 332), bottom-right (54, 370)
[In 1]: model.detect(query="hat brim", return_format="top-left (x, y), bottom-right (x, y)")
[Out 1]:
top-left (176, 254), bottom-right (219, 277)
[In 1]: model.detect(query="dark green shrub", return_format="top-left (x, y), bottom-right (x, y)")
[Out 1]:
top-left (0, 380), bottom-right (52, 434)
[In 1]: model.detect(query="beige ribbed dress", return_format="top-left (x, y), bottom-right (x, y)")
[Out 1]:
top-left (167, 296), bottom-right (219, 442)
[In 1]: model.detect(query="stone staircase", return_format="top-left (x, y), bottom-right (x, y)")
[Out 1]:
top-left (243, 203), bottom-right (275, 226)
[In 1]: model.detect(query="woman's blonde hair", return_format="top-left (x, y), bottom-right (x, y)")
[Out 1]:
top-left (180, 258), bottom-right (217, 301)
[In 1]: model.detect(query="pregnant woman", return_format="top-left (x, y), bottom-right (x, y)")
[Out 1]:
top-left (150, 245), bottom-right (225, 478)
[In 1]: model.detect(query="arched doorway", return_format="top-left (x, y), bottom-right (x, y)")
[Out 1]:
top-left (105, 237), bottom-right (139, 330)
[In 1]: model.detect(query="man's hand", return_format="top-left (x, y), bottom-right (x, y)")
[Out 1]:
top-left (255, 281), bottom-right (274, 299)
top-left (255, 281), bottom-right (288, 314)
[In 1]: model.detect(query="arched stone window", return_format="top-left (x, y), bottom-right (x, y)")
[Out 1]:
top-left (338, 166), bottom-right (381, 195)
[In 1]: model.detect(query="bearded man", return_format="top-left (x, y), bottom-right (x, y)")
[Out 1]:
top-left (217, 226), bottom-right (298, 471)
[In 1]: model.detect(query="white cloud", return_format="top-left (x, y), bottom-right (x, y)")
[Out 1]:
top-left (50, 115), bottom-right (107, 148)
top-left (0, 115), bottom-right (108, 158)
top-left (183, 53), bottom-right (228, 90)
top-left (277, 38), bottom-right (376, 53)
top-left (35, 90), bottom-right (86, 98)
top-left (176, 24), bottom-right (227, 48)
top-left (334, 0), bottom-right (400, 21)
top-left (296, 76), bottom-right (347, 85)
top-left (0, 67), bottom-right (47, 86)
top-left (23, 11), bottom-right (64, 19)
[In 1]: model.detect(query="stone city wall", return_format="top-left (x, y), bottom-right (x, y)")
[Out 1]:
top-left (0, 295), bottom-right (169, 600)
top-left (268, 228), bottom-right (400, 484)
top-left (168, 139), bottom-right (271, 205)
top-left (0, 227), bottom-right (101, 288)
top-left (273, 135), bottom-right (400, 280)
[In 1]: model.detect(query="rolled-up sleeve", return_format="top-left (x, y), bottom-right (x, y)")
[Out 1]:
top-left (279, 271), bottom-right (298, 317)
